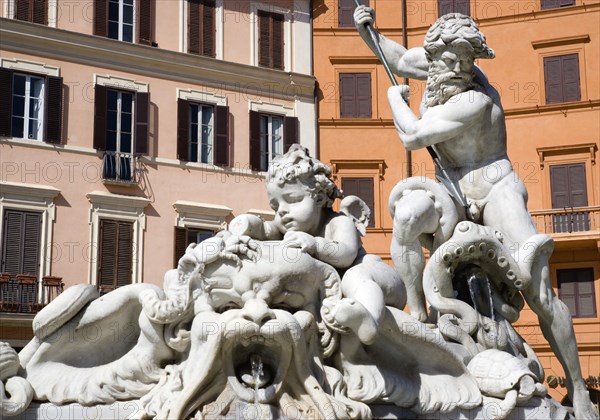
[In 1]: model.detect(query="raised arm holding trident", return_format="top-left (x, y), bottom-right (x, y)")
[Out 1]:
top-left (353, 5), bottom-right (598, 419)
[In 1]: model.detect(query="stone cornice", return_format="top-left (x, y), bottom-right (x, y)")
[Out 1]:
top-left (0, 181), bottom-right (60, 200)
top-left (532, 34), bottom-right (591, 50)
top-left (86, 191), bottom-right (151, 210)
top-left (0, 18), bottom-right (316, 102)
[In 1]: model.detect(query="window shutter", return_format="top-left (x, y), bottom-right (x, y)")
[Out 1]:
top-left (116, 221), bottom-right (133, 288)
top-left (356, 73), bottom-right (372, 118)
top-left (541, 0), bottom-right (558, 9)
top-left (562, 54), bottom-right (581, 102)
top-left (137, 0), bottom-right (155, 46)
top-left (33, 0), bottom-right (47, 24)
top-left (338, 0), bottom-right (367, 27)
top-left (98, 219), bottom-right (117, 290)
top-left (340, 73), bottom-right (356, 118)
top-left (549, 164), bottom-right (569, 208)
top-left (568, 163), bottom-right (588, 207)
top-left (544, 56), bottom-right (563, 104)
top-left (94, 0), bottom-right (108, 37)
top-left (214, 105), bottom-right (229, 166)
top-left (203, 0), bottom-right (216, 57)
top-left (258, 11), bottom-right (271, 67)
top-left (455, 0), bottom-right (470, 15)
top-left (438, 0), bottom-right (453, 15)
top-left (135, 91), bottom-right (149, 155)
top-left (22, 212), bottom-right (41, 275)
top-left (342, 178), bottom-right (375, 227)
top-left (15, 0), bottom-right (30, 21)
top-left (1, 211), bottom-right (25, 277)
top-left (249, 110), bottom-right (262, 171)
top-left (272, 13), bottom-right (284, 70)
top-left (576, 268), bottom-right (596, 317)
top-left (177, 99), bottom-right (190, 161)
top-left (284, 116), bottom-right (298, 153)
top-left (174, 227), bottom-right (187, 266)
top-left (93, 85), bottom-right (108, 150)
top-left (188, 0), bottom-right (201, 54)
top-left (0, 68), bottom-right (13, 137)
top-left (45, 76), bottom-right (63, 144)
top-left (550, 163), bottom-right (588, 208)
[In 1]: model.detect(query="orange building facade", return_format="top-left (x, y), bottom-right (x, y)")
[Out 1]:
top-left (314, 0), bottom-right (600, 405)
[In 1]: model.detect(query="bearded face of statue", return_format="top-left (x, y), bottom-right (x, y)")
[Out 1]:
top-left (426, 44), bottom-right (475, 106)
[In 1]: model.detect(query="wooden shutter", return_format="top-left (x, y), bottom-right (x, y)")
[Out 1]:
top-left (340, 73), bottom-right (371, 118)
top-left (356, 73), bottom-right (372, 118)
top-left (94, 0), bottom-right (108, 37)
top-left (1, 210), bottom-right (41, 278)
top-left (455, 0), bottom-right (470, 14)
top-left (272, 13), bottom-right (284, 70)
top-left (558, 268), bottom-right (596, 318)
top-left (342, 178), bottom-right (375, 227)
top-left (174, 227), bottom-right (187, 266)
top-left (214, 105), bottom-right (229, 166)
top-left (562, 54), bottom-right (581, 102)
top-left (138, 0), bottom-right (154, 46)
top-left (33, 0), bottom-right (47, 24)
top-left (550, 163), bottom-right (588, 208)
top-left (284, 116), bottom-right (298, 153)
top-left (541, 0), bottom-right (574, 9)
top-left (258, 11), bottom-right (271, 67)
top-left (0, 68), bottom-right (13, 137)
top-left (544, 54), bottom-right (580, 104)
top-left (202, 0), bottom-right (216, 57)
top-left (189, 0), bottom-right (215, 56)
top-left (45, 76), bottom-right (63, 144)
top-left (177, 99), bottom-right (190, 161)
top-left (438, 0), bottom-right (453, 15)
top-left (98, 219), bottom-right (133, 291)
top-left (15, 0), bottom-right (30, 21)
top-left (249, 110), bottom-right (262, 171)
top-left (93, 85), bottom-right (108, 150)
top-left (189, 0), bottom-right (201, 54)
top-left (338, 0), bottom-right (368, 27)
top-left (135, 92), bottom-right (149, 155)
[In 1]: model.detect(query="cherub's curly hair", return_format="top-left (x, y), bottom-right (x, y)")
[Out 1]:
top-left (424, 13), bottom-right (495, 61)
top-left (267, 145), bottom-right (342, 208)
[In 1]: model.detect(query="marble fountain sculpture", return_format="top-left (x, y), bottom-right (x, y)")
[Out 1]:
top-left (1, 12), bottom-right (598, 420)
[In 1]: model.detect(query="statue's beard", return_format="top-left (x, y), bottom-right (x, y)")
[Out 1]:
top-left (425, 70), bottom-right (474, 107)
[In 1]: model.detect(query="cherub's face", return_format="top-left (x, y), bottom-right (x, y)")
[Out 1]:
top-left (267, 181), bottom-right (324, 235)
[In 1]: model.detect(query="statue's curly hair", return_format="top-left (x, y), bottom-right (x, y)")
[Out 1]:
top-left (424, 13), bottom-right (494, 61)
top-left (267, 145), bottom-right (342, 208)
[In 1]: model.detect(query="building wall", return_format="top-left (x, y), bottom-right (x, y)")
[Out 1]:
top-left (314, 0), bottom-right (600, 402)
top-left (0, 0), bottom-right (315, 347)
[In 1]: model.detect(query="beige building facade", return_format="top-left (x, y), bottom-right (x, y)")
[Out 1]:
top-left (0, 0), bottom-right (316, 348)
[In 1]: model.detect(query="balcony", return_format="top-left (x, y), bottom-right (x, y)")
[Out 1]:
top-left (101, 151), bottom-right (142, 185)
top-left (0, 273), bottom-right (64, 314)
top-left (530, 206), bottom-right (600, 236)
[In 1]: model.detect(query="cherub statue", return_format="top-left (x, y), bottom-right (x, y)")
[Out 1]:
top-left (230, 145), bottom-right (405, 345)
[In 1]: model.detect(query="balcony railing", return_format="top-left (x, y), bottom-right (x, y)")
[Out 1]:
top-left (0, 273), bottom-right (64, 314)
top-left (102, 151), bottom-right (141, 185)
top-left (530, 206), bottom-right (600, 235)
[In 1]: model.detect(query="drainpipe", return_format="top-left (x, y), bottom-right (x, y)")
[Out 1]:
top-left (402, 0), bottom-right (412, 178)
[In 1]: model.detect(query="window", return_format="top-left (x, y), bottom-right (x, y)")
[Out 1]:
top-left (338, 0), bottom-right (368, 28)
top-left (94, 0), bottom-right (155, 45)
top-left (541, 0), bottom-right (575, 10)
top-left (188, 0), bottom-right (215, 57)
top-left (93, 84), bottom-right (149, 183)
top-left (174, 227), bottom-right (213, 265)
top-left (97, 219), bottom-right (133, 293)
top-left (1, 210), bottom-right (41, 280)
top-left (249, 111), bottom-right (298, 172)
top-left (341, 178), bottom-right (375, 228)
top-left (544, 54), bottom-right (581, 104)
top-left (339, 73), bottom-right (372, 118)
top-left (0, 68), bottom-right (63, 143)
top-left (258, 10), bottom-right (284, 70)
top-left (438, 0), bottom-right (470, 15)
top-left (558, 268), bottom-right (596, 318)
top-left (550, 163), bottom-right (590, 232)
top-left (14, 0), bottom-right (47, 24)
top-left (177, 99), bottom-right (229, 166)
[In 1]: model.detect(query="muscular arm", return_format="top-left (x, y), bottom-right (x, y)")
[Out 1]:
top-left (388, 87), bottom-right (491, 150)
top-left (354, 6), bottom-right (429, 80)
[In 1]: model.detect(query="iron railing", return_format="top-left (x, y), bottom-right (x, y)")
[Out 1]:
top-left (0, 273), bottom-right (63, 314)
top-left (530, 206), bottom-right (600, 235)
top-left (101, 151), bottom-right (141, 184)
